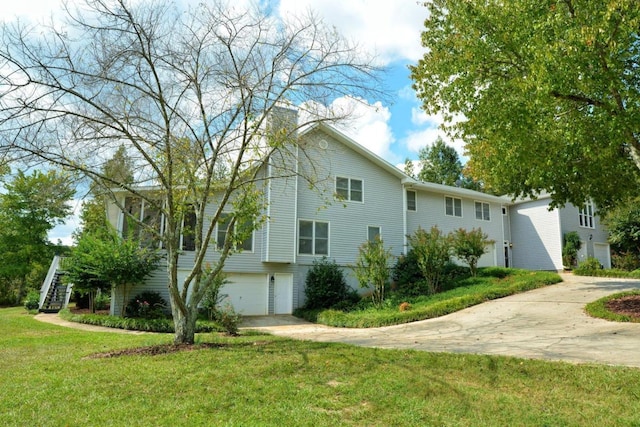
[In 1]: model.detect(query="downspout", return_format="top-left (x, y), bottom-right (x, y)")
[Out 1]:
top-left (264, 160), bottom-right (272, 262)
top-left (402, 183), bottom-right (408, 253)
top-left (293, 144), bottom-right (299, 264)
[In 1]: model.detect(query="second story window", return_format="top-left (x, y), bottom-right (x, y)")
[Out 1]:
top-left (579, 202), bottom-right (595, 229)
top-left (122, 197), bottom-right (163, 248)
top-left (181, 206), bottom-right (197, 251)
top-left (445, 196), bottom-right (462, 217)
top-left (475, 201), bottom-right (490, 221)
top-left (406, 190), bottom-right (416, 211)
top-left (336, 177), bottom-right (363, 202)
top-left (217, 213), bottom-right (253, 252)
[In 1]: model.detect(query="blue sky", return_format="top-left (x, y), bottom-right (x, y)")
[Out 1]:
top-left (2, 0), bottom-right (460, 244)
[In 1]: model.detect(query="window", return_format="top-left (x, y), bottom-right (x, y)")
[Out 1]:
top-left (475, 201), bottom-right (491, 221)
top-left (181, 206), bottom-right (197, 251)
top-left (367, 226), bottom-right (381, 242)
top-left (445, 196), bottom-right (462, 217)
top-left (122, 197), bottom-right (163, 248)
top-left (336, 177), bottom-right (363, 202)
top-left (298, 220), bottom-right (329, 255)
top-left (406, 190), bottom-right (416, 211)
top-left (579, 202), bottom-right (595, 229)
top-left (217, 213), bottom-right (253, 252)
top-left (502, 206), bottom-right (508, 216)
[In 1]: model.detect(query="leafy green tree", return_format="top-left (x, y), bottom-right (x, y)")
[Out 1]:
top-left (0, 170), bottom-right (73, 305)
top-left (352, 238), bottom-right (394, 308)
top-left (603, 198), bottom-right (640, 256)
top-left (410, 0), bottom-right (640, 210)
top-left (65, 228), bottom-right (161, 315)
top-left (0, 0), bottom-right (382, 343)
top-left (408, 226), bottom-right (453, 294)
top-left (417, 137), bottom-right (463, 186)
top-left (452, 228), bottom-right (493, 277)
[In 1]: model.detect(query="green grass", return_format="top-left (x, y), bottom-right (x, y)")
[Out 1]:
top-left (585, 290), bottom-right (640, 323)
top-left (574, 268), bottom-right (640, 279)
top-left (3, 307), bottom-right (640, 426)
top-left (302, 269), bottom-right (562, 328)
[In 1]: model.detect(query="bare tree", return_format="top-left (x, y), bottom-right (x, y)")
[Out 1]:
top-left (0, 0), bottom-right (384, 344)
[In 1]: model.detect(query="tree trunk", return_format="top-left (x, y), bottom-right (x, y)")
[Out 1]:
top-left (172, 304), bottom-right (197, 345)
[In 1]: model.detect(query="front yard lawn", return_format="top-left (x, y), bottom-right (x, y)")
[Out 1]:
top-left (296, 269), bottom-right (562, 328)
top-left (2, 306), bottom-right (640, 426)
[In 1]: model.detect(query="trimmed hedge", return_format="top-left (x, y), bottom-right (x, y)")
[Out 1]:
top-left (59, 309), bottom-right (222, 333)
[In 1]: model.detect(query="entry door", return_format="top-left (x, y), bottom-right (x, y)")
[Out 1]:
top-left (274, 273), bottom-right (293, 314)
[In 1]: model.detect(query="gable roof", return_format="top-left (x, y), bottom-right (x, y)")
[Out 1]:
top-left (302, 122), bottom-right (511, 205)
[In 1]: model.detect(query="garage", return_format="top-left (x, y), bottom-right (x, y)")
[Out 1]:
top-left (593, 243), bottom-right (611, 269)
top-left (219, 273), bottom-right (268, 316)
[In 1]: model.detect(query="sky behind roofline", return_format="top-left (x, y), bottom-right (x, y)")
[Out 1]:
top-left (1, 0), bottom-right (461, 245)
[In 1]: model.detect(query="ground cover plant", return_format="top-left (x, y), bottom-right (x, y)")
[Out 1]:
top-left (4, 307), bottom-right (640, 426)
top-left (296, 268), bottom-right (562, 328)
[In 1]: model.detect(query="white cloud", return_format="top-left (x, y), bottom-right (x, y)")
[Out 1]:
top-left (278, 0), bottom-right (426, 64)
top-left (330, 97), bottom-right (399, 164)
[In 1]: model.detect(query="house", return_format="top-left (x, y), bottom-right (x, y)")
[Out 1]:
top-left (103, 118), bottom-right (611, 316)
top-left (507, 195), bottom-right (611, 270)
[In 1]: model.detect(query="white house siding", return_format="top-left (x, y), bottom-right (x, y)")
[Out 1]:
top-left (558, 203), bottom-right (610, 267)
top-left (509, 199), bottom-right (563, 270)
top-left (294, 129), bottom-right (405, 304)
top-left (110, 267), bottom-right (169, 316)
top-left (262, 153), bottom-right (298, 263)
top-left (406, 190), bottom-right (505, 267)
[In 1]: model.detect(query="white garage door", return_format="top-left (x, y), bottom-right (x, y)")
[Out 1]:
top-left (220, 274), bottom-right (268, 316)
top-left (478, 243), bottom-right (497, 268)
top-left (594, 243), bottom-right (611, 269)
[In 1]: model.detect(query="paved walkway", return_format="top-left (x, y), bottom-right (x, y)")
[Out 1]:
top-left (36, 274), bottom-right (640, 367)
top-left (243, 274), bottom-right (640, 368)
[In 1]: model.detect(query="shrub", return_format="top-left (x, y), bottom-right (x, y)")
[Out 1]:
top-left (94, 291), bottom-right (110, 311)
top-left (23, 290), bottom-right (40, 311)
top-left (200, 274), bottom-right (228, 321)
top-left (303, 257), bottom-right (352, 310)
top-left (612, 251), bottom-right (640, 271)
top-left (352, 238), bottom-right (394, 308)
top-left (392, 250), bottom-right (424, 293)
top-left (125, 291), bottom-right (167, 319)
top-left (562, 231), bottom-right (582, 268)
top-left (576, 257), bottom-right (603, 273)
top-left (452, 228), bottom-right (494, 277)
top-left (408, 226), bottom-right (453, 294)
top-left (215, 302), bottom-right (241, 336)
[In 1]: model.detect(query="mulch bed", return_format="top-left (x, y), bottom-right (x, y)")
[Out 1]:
top-left (605, 295), bottom-right (640, 319)
top-left (84, 343), bottom-right (225, 359)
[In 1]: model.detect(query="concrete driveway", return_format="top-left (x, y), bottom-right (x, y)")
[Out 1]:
top-left (242, 274), bottom-right (640, 368)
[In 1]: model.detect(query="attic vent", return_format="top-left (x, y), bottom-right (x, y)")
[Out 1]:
top-left (318, 139), bottom-right (328, 149)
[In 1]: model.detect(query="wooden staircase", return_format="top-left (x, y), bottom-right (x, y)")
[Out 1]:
top-left (39, 256), bottom-right (72, 313)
